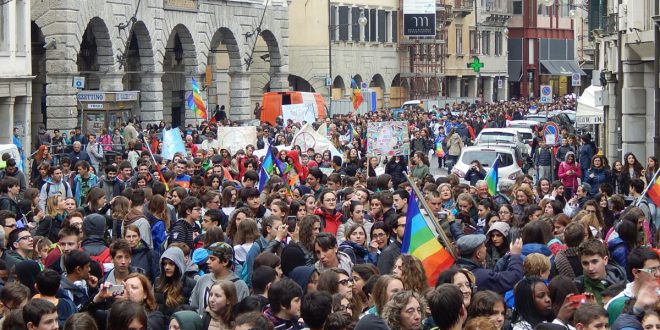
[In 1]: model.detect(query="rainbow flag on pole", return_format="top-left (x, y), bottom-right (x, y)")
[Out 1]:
top-left (187, 78), bottom-right (207, 119)
top-left (401, 192), bottom-right (455, 287)
top-left (351, 79), bottom-right (363, 110)
top-left (484, 158), bottom-right (499, 196)
top-left (646, 169), bottom-right (660, 206)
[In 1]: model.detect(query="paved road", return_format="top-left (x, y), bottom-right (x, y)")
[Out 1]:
top-left (430, 155), bottom-right (450, 178)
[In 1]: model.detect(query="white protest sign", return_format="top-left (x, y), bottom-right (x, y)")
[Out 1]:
top-left (217, 126), bottom-right (257, 154)
top-left (282, 103), bottom-right (316, 124)
top-left (291, 124), bottom-right (342, 158)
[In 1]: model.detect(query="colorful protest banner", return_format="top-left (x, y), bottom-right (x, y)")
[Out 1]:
top-left (366, 121), bottom-right (410, 157)
top-left (291, 124), bottom-right (342, 158)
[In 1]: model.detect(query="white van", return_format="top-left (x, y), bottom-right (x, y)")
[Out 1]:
top-left (0, 144), bottom-right (24, 171)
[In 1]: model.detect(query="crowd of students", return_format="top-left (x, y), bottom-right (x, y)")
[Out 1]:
top-left (0, 97), bottom-right (657, 330)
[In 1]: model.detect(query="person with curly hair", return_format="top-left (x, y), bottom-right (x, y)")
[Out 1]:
top-left (392, 254), bottom-right (429, 294)
top-left (382, 290), bottom-right (427, 330)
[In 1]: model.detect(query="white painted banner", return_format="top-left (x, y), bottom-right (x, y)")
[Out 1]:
top-left (291, 124), bottom-right (342, 158)
top-left (217, 126), bottom-right (257, 154)
top-left (282, 103), bottom-right (316, 124)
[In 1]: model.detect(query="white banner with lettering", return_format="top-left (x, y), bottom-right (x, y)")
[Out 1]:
top-left (282, 103), bottom-right (316, 124)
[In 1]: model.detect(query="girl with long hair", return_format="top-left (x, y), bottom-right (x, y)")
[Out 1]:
top-left (225, 207), bottom-right (254, 245)
top-left (486, 222), bottom-right (510, 269)
top-left (436, 267), bottom-right (476, 307)
top-left (338, 223), bottom-right (377, 265)
top-left (352, 263), bottom-right (379, 312)
top-left (154, 246), bottom-right (196, 318)
top-left (106, 301), bottom-right (148, 330)
top-left (620, 152), bottom-right (644, 196)
top-left (314, 190), bottom-right (344, 236)
top-left (221, 186), bottom-right (238, 208)
top-left (392, 254), bottom-right (429, 294)
top-left (110, 196), bottom-right (130, 240)
top-left (317, 268), bottom-right (362, 319)
top-left (511, 277), bottom-right (575, 330)
top-left (233, 218), bottom-right (259, 266)
top-left (35, 195), bottom-right (68, 242)
top-left (80, 187), bottom-right (110, 216)
top-left (467, 290), bottom-right (507, 330)
top-left (202, 280), bottom-right (238, 329)
top-left (168, 187), bottom-right (188, 216)
top-left (338, 201), bottom-right (372, 245)
top-left (611, 160), bottom-right (624, 194)
top-left (367, 275), bottom-right (404, 317)
top-left (145, 195), bottom-right (170, 254)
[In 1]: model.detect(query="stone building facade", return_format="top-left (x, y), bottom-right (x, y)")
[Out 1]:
top-left (31, 0), bottom-right (289, 132)
top-left (1, 0), bottom-right (32, 152)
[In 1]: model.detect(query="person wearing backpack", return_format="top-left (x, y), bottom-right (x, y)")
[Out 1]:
top-left (38, 165), bottom-right (73, 211)
top-left (81, 214), bottom-right (110, 263)
top-left (123, 188), bottom-right (153, 249)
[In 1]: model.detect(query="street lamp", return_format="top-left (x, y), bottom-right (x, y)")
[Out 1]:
top-left (328, 6), bottom-right (368, 112)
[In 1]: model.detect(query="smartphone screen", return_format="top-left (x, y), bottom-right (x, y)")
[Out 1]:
top-left (286, 216), bottom-right (297, 233)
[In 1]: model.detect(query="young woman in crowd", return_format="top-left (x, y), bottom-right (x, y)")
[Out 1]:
top-left (202, 280), bottom-right (237, 329)
top-left (154, 246), bottom-right (196, 317)
top-left (391, 254), bottom-right (429, 294)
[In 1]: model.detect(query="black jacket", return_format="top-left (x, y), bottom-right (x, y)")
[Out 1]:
top-left (131, 240), bottom-right (160, 283)
top-left (377, 240), bottom-right (402, 275)
top-left (385, 160), bottom-right (408, 187)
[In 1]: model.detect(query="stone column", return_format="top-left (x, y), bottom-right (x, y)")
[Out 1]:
top-left (483, 76), bottom-right (494, 103)
top-left (0, 97), bottom-right (15, 143)
top-left (621, 63), bottom-right (647, 159)
top-left (161, 74), bottom-right (173, 125)
top-left (14, 96), bottom-right (32, 157)
top-left (449, 77), bottom-right (460, 98)
top-left (229, 72), bottom-right (252, 120)
top-left (269, 73), bottom-right (289, 92)
top-left (99, 73), bottom-right (124, 92)
top-left (140, 72), bottom-right (164, 125)
top-left (605, 73), bottom-right (619, 162)
top-left (503, 77), bottom-right (509, 101)
top-left (46, 72), bottom-right (79, 131)
top-left (467, 77), bottom-right (478, 98)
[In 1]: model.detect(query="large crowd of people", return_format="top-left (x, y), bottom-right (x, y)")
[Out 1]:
top-left (0, 96), bottom-right (658, 330)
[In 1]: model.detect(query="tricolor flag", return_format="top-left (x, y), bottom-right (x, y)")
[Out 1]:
top-left (351, 79), bottom-right (363, 110)
top-left (186, 78), bottom-right (207, 119)
top-left (645, 168), bottom-right (660, 206)
top-left (401, 192), bottom-right (455, 287)
top-left (484, 158), bottom-right (499, 196)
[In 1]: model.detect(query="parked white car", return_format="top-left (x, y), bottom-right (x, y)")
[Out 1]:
top-left (475, 128), bottom-right (531, 157)
top-left (451, 145), bottom-right (524, 185)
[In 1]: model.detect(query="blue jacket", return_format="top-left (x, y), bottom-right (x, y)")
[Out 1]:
top-left (455, 254), bottom-right (524, 294)
top-left (72, 173), bottom-right (100, 205)
top-left (579, 143), bottom-right (596, 172)
top-left (608, 237), bottom-right (631, 280)
top-left (585, 167), bottom-right (611, 196)
top-left (521, 243), bottom-right (553, 258)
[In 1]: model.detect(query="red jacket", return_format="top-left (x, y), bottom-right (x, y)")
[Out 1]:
top-left (314, 208), bottom-right (344, 236)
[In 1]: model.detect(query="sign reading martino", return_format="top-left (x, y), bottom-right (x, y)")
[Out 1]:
top-left (403, 0), bottom-right (436, 37)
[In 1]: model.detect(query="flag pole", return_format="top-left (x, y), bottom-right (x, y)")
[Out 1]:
top-left (141, 135), bottom-right (169, 191)
top-left (636, 167), bottom-right (660, 207)
top-left (405, 175), bottom-right (457, 259)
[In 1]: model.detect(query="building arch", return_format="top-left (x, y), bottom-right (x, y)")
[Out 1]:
top-left (390, 74), bottom-right (408, 107)
top-left (76, 17), bottom-right (116, 90)
top-left (288, 75), bottom-right (315, 92)
top-left (331, 76), bottom-right (345, 100)
top-left (162, 24), bottom-right (198, 127)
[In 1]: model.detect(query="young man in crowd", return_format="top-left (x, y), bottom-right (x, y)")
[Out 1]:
top-left (59, 250), bottom-right (98, 311)
top-left (263, 278), bottom-right (304, 329)
top-left (190, 242), bottom-right (249, 313)
top-left (22, 298), bottom-right (60, 330)
top-left (574, 238), bottom-right (627, 305)
top-left (123, 188), bottom-right (153, 249)
top-left (44, 227), bottom-right (82, 274)
top-left (34, 269), bottom-right (76, 328)
top-left (5, 228), bottom-right (33, 263)
top-left (72, 160), bottom-right (99, 206)
top-left (300, 291), bottom-right (332, 330)
top-left (0, 178), bottom-right (22, 219)
top-left (39, 165), bottom-right (73, 210)
top-left (170, 196), bottom-right (202, 249)
top-left (103, 239), bottom-right (144, 285)
top-left (86, 133), bottom-right (104, 173)
top-left (98, 164), bottom-right (125, 200)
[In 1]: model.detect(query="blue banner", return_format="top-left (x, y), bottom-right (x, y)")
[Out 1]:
top-left (161, 127), bottom-right (187, 160)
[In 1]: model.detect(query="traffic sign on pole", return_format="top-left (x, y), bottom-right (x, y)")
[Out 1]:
top-left (540, 85), bottom-right (553, 104)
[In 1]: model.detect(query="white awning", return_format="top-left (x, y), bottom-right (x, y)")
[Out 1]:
top-left (576, 85), bottom-right (604, 125)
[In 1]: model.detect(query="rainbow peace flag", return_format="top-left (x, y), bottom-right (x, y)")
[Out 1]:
top-left (485, 158), bottom-right (499, 196)
top-left (351, 79), bottom-right (363, 110)
top-left (646, 169), bottom-right (660, 206)
top-left (186, 78), bottom-right (207, 119)
top-left (401, 192), bottom-right (455, 287)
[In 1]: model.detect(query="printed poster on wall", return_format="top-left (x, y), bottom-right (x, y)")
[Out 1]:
top-left (217, 126), bottom-right (257, 154)
top-left (367, 121), bottom-right (410, 157)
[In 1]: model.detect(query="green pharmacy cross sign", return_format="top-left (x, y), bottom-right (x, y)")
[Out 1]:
top-left (467, 56), bottom-right (484, 73)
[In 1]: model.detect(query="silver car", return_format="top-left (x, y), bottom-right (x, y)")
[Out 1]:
top-left (450, 145), bottom-right (524, 185)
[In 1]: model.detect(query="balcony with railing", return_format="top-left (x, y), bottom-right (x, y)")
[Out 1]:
top-left (478, 0), bottom-right (512, 26)
top-left (602, 13), bottom-right (618, 36)
top-left (453, 0), bottom-right (473, 17)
